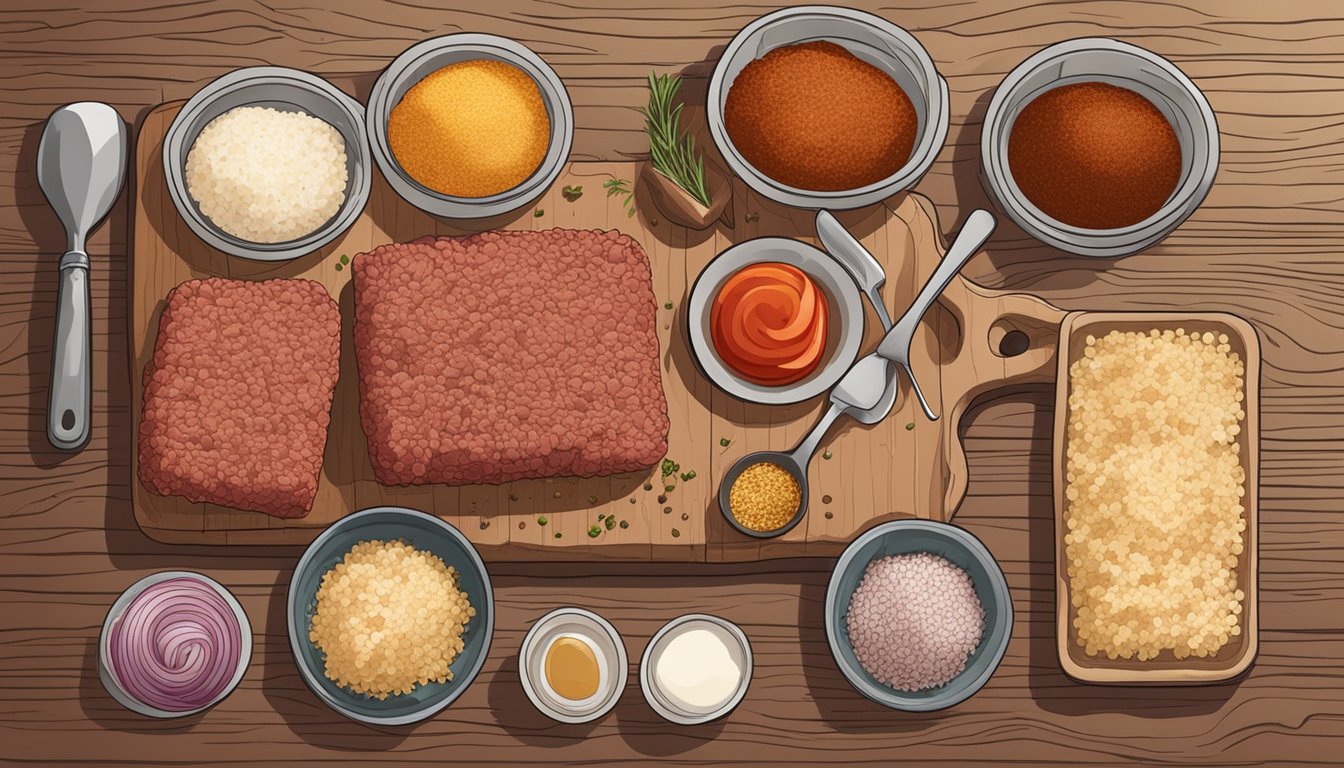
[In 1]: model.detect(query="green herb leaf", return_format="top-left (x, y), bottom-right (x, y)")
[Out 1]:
top-left (588, 494), bottom-right (598, 504)
top-left (555, 532), bottom-right (562, 539)
top-left (619, 520), bottom-right (629, 529)
top-left (663, 301), bottom-right (673, 310)
top-left (906, 422), bottom-right (916, 430)
top-left (604, 516), bottom-right (617, 530)
top-left (640, 73), bottom-right (711, 206)
top-left (671, 528), bottom-right (681, 538)
top-left (661, 458), bottom-right (680, 477)
top-left (534, 208), bottom-right (544, 218)
top-left (719, 437), bottom-right (731, 447)
top-left (334, 263), bottom-right (343, 272)
top-left (536, 516), bottom-right (548, 526)
top-left (561, 184), bottom-right (584, 201)
top-left (587, 525), bottom-right (602, 538)
top-left (823, 450), bottom-right (833, 460)
top-left (339, 254), bottom-right (349, 265)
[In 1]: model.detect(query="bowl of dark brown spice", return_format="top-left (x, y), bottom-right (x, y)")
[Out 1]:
top-left (707, 6), bottom-right (949, 210)
top-left (981, 38), bottom-right (1219, 257)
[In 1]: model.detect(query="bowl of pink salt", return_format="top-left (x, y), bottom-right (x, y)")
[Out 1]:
top-left (825, 520), bottom-right (1012, 712)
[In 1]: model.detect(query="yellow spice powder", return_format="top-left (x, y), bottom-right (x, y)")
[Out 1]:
top-left (729, 462), bottom-right (801, 532)
top-left (389, 59), bottom-right (549, 198)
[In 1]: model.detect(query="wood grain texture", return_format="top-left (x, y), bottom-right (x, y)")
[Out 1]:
top-left (2, 1), bottom-right (1343, 765)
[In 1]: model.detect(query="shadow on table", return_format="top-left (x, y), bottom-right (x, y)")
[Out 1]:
top-left (259, 570), bottom-right (410, 751)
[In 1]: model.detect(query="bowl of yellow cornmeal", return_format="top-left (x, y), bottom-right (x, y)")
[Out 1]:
top-left (367, 34), bottom-right (574, 219)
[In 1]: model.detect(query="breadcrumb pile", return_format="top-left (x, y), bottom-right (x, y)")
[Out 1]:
top-left (1064, 328), bottom-right (1247, 660)
top-left (309, 540), bottom-right (475, 699)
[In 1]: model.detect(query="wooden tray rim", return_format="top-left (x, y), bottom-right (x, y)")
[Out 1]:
top-left (1052, 310), bottom-right (1260, 684)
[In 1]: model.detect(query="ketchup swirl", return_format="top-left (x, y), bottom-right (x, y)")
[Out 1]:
top-left (711, 262), bottom-right (828, 386)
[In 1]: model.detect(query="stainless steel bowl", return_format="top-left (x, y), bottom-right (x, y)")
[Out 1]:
top-left (981, 38), bottom-right (1220, 257)
top-left (640, 614), bottom-right (752, 725)
top-left (163, 67), bottom-right (371, 261)
top-left (826, 520), bottom-right (1012, 712)
top-left (687, 237), bottom-right (865, 405)
top-left (519, 608), bottom-right (627, 724)
top-left (99, 571), bottom-right (252, 718)
top-left (367, 34), bottom-right (574, 219)
top-left (706, 6), bottom-right (949, 210)
top-left (286, 507), bottom-right (494, 726)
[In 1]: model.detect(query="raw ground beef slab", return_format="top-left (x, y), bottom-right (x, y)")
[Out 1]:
top-left (353, 229), bottom-right (670, 486)
top-left (137, 277), bottom-right (341, 518)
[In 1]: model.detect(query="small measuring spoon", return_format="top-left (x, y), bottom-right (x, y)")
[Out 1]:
top-left (719, 355), bottom-right (887, 538)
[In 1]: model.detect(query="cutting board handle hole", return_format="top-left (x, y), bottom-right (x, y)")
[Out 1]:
top-left (989, 319), bottom-right (1033, 358)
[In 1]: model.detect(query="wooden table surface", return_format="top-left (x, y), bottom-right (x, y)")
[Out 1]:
top-left (2, 2), bottom-right (1342, 765)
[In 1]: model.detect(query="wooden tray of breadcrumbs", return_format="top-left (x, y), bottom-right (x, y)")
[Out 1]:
top-left (1053, 311), bottom-right (1259, 684)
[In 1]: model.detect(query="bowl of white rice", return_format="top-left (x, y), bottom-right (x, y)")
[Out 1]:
top-left (164, 67), bottom-right (371, 261)
top-left (825, 520), bottom-right (1012, 712)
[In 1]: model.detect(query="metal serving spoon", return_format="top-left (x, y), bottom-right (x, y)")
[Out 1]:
top-left (37, 102), bottom-right (127, 450)
top-left (877, 209), bottom-right (997, 421)
top-left (816, 209), bottom-right (897, 425)
top-left (718, 354), bottom-right (888, 537)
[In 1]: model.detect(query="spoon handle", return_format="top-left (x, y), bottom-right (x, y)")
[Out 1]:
top-left (791, 401), bottom-right (846, 469)
top-left (48, 250), bottom-right (90, 450)
top-left (878, 209), bottom-right (996, 361)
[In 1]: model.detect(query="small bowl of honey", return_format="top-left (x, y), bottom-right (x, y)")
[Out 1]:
top-left (519, 607), bottom-right (627, 724)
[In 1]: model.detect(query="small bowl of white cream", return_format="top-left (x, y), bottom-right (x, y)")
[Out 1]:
top-left (519, 608), bottom-right (627, 724)
top-left (640, 614), bottom-right (752, 725)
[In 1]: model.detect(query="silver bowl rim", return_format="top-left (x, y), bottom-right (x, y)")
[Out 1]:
top-left (980, 37), bottom-right (1220, 257)
top-left (99, 570), bottom-right (253, 719)
top-left (706, 5), bottom-right (951, 210)
top-left (687, 236), bottom-right (866, 405)
top-left (366, 33), bottom-right (575, 219)
top-left (162, 66), bottom-right (372, 262)
top-left (639, 613), bottom-right (753, 725)
top-left (285, 506), bottom-right (495, 726)
top-left (517, 607), bottom-right (629, 724)
top-left (824, 519), bottom-right (1014, 712)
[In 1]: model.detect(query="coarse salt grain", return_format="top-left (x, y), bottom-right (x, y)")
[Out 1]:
top-left (845, 553), bottom-right (985, 692)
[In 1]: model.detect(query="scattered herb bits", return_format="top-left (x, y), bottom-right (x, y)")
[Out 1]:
top-left (340, 254), bottom-right (350, 265)
top-left (664, 301), bottom-right (673, 310)
top-left (587, 525), bottom-right (602, 538)
top-left (824, 511), bottom-right (834, 520)
top-left (509, 493), bottom-right (519, 502)
top-left (537, 516), bottom-right (548, 527)
top-left (533, 208), bottom-right (544, 218)
top-left (555, 532), bottom-right (562, 539)
top-left (518, 521), bottom-right (526, 530)
top-left (664, 484), bottom-right (675, 493)
top-left (822, 494), bottom-right (833, 504)
top-left (822, 450), bottom-right (833, 460)
top-left (588, 494), bottom-right (598, 504)
top-left (906, 422), bottom-right (915, 431)
top-left (720, 437), bottom-right (731, 447)
top-left (619, 520), bottom-right (629, 529)
top-left (661, 458), bottom-right (680, 478)
top-left (561, 184), bottom-right (583, 201)
top-left (671, 528), bottom-right (681, 538)
top-left (644, 482), bottom-right (653, 491)
top-left (604, 516), bottom-right (617, 531)
top-left (679, 470), bottom-right (697, 482)
top-left (663, 506), bottom-right (672, 515)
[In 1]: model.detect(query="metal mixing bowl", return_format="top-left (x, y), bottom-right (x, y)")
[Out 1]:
top-left (981, 38), bottom-right (1220, 257)
top-left (163, 67), bottom-right (371, 261)
top-left (366, 34), bottom-right (574, 219)
top-left (706, 6), bottom-right (949, 210)
top-left (286, 507), bottom-right (494, 726)
top-left (826, 520), bottom-right (1013, 712)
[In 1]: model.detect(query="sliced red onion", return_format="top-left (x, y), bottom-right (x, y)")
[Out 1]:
top-left (108, 577), bottom-right (242, 712)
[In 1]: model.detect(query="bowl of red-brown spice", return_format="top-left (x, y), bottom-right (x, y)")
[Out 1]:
top-left (707, 6), bottom-right (949, 210)
top-left (981, 38), bottom-right (1219, 257)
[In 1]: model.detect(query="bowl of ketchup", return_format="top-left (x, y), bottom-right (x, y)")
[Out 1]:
top-left (689, 238), bottom-right (865, 404)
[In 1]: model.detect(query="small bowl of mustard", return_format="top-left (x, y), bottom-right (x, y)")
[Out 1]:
top-left (518, 607), bottom-right (627, 724)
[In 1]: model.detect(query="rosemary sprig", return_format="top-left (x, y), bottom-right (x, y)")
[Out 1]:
top-left (604, 178), bottom-right (637, 217)
top-left (640, 73), bottom-right (711, 207)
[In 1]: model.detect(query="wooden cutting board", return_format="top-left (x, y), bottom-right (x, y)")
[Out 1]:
top-left (130, 100), bottom-right (1064, 561)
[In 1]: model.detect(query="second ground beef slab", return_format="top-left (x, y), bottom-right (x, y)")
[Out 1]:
top-left (353, 229), bottom-right (670, 486)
